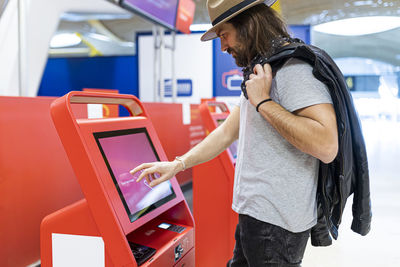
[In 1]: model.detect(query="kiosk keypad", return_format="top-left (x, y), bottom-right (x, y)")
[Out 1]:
top-left (129, 242), bottom-right (156, 266)
top-left (169, 225), bottom-right (186, 233)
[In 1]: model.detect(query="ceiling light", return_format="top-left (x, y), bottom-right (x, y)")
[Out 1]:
top-left (50, 33), bottom-right (81, 48)
top-left (60, 12), bottom-right (132, 22)
top-left (313, 16), bottom-right (400, 36)
top-left (189, 24), bottom-right (212, 32)
top-left (87, 33), bottom-right (111, 42)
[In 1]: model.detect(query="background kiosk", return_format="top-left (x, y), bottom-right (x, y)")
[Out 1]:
top-left (40, 91), bottom-right (194, 267)
top-left (193, 101), bottom-right (238, 267)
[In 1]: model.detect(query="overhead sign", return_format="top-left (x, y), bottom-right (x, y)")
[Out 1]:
top-left (121, 0), bottom-right (179, 30)
top-left (175, 0), bottom-right (196, 34)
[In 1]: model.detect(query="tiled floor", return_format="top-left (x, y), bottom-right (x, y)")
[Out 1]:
top-left (181, 119), bottom-right (400, 267)
top-left (303, 119), bottom-right (400, 267)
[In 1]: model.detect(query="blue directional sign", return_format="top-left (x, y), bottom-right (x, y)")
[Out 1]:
top-left (213, 25), bottom-right (311, 97)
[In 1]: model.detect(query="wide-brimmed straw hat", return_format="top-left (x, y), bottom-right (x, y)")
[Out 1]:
top-left (201, 0), bottom-right (278, 42)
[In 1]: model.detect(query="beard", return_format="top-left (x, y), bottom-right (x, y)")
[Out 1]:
top-left (227, 44), bottom-right (248, 67)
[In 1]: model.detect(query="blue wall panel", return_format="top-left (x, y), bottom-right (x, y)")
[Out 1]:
top-left (289, 25), bottom-right (311, 45)
top-left (38, 56), bottom-right (139, 97)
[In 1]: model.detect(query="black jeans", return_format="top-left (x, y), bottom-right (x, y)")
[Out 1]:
top-left (228, 214), bottom-right (310, 267)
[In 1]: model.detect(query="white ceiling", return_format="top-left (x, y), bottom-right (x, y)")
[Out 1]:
top-left (192, 0), bottom-right (400, 25)
top-left (280, 0), bottom-right (400, 67)
top-left (57, 0), bottom-right (400, 67)
top-left (191, 0), bottom-right (400, 67)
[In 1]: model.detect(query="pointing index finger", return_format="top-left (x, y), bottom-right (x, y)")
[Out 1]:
top-left (136, 168), bottom-right (152, 183)
top-left (130, 163), bottom-right (151, 177)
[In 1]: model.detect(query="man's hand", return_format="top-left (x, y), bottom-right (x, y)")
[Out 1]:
top-left (130, 160), bottom-right (183, 187)
top-left (245, 63), bottom-right (273, 107)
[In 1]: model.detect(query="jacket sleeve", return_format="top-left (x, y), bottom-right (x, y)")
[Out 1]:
top-left (311, 201), bottom-right (332, 246)
top-left (346, 93), bottom-right (372, 235)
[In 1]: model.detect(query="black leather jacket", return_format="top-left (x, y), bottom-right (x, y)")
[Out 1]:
top-left (263, 42), bottom-right (372, 246)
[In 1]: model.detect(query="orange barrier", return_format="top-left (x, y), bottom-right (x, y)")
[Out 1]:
top-left (0, 96), bottom-right (84, 267)
top-left (193, 101), bottom-right (238, 267)
top-left (41, 91), bottom-right (195, 266)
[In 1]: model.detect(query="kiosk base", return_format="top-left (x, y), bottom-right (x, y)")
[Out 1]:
top-left (41, 198), bottom-right (195, 267)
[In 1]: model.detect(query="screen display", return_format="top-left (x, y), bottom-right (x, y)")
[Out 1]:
top-left (216, 119), bottom-right (238, 159)
top-left (94, 128), bottom-right (176, 223)
top-left (121, 0), bottom-right (179, 30)
top-left (158, 223), bottom-right (171, 229)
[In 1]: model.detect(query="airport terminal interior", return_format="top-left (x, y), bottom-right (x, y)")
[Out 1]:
top-left (1, 0), bottom-right (400, 266)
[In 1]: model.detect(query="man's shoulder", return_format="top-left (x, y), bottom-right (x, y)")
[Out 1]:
top-left (276, 57), bottom-right (313, 78)
top-left (281, 57), bottom-right (310, 67)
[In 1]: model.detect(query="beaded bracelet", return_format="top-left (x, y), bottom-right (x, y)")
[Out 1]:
top-left (175, 156), bottom-right (186, 170)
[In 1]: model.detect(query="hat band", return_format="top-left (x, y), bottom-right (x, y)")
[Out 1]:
top-left (211, 0), bottom-right (259, 26)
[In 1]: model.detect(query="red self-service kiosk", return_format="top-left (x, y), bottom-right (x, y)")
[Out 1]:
top-left (40, 91), bottom-right (194, 267)
top-left (193, 101), bottom-right (238, 267)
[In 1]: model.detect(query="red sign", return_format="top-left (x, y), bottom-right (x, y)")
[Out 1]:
top-left (175, 0), bottom-right (195, 34)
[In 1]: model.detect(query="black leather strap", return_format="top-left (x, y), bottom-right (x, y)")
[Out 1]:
top-left (256, 98), bottom-right (272, 112)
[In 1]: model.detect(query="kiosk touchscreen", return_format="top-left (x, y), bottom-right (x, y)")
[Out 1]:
top-left (193, 101), bottom-right (238, 267)
top-left (40, 92), bottom-right (194, 267)
top-left (94, 128), bottom-right (176, 223)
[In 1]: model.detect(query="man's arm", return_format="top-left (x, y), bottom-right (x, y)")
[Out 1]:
top-left (258, 102), bottom-right (338, 163)
top-left (131, 106), bottom-right (240, 186)
top-left (180, 105), bottom-right (240, 169)
top-left (246, 64), bottom-right (338, 163)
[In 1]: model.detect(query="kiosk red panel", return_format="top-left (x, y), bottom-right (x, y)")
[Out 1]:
top-left (193, 101), bottom-right (238, 267)
top-left (0, 96), bottom-right (83, 267)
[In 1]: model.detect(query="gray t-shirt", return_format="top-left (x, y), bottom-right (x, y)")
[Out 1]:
top-left (232, 58), bottom-right (332, 232)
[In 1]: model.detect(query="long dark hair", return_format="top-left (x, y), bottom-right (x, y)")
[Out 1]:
top-left (228, 4), bottom-right (290, 66)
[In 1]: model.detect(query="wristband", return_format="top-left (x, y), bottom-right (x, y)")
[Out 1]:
top-left (256, 98), bottom-right (272, 112)
top-left (175, 156), bottom-right (186, 170)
